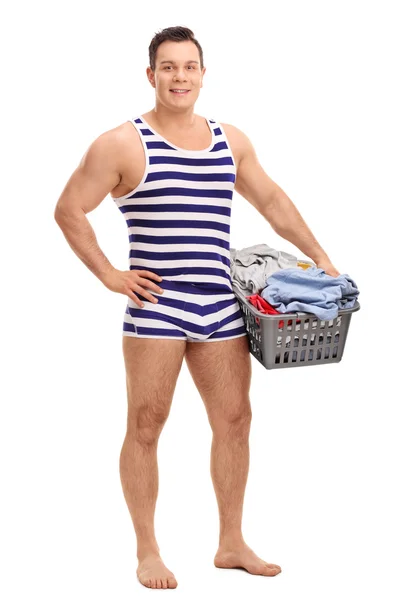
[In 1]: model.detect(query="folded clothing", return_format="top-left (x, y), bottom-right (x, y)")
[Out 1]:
top-left (261, 266), bottom-right (359, 320)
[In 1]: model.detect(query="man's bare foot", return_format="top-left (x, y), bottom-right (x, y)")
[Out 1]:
top-left (136, 553), bottom-right (178, 589)
top-left (214, 541), bottom-right (281, 576)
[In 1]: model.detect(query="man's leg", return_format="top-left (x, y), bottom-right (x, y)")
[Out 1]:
top-left (184, 335), bottom-right (282, 576)
top-left (120, 336), bottom-right (187, 590)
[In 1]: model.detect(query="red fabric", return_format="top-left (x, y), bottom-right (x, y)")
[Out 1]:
top-left (246, 294), bottom-right (281, 315)
top-left (246, 294), bottom-right (301, 328)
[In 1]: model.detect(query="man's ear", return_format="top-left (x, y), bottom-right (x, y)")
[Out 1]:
top-left (146, 67), bottom-right (156, 88)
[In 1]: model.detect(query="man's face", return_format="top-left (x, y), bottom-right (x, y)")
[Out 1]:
top-left (147, 40), bottom-right (206, 110)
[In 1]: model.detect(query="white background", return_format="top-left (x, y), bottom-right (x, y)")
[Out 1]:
top-left (1, 0), bottom-right (399, 598)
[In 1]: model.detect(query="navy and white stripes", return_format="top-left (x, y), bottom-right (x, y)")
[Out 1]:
top-left (113, 115), bottom-right (247, 341)
top-left (112, 115), bottom-right (236, 290)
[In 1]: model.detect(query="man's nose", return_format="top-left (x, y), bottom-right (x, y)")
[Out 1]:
top-left (173, 68), bottom-right (187, 81)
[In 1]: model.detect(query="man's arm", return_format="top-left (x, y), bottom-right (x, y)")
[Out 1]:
top-left (54, 130), bottom-right (122, 284)
top-left (231, 126), bottom-right (336, 269)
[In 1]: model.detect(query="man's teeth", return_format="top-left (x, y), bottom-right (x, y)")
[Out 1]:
top-left (171, 89), bottom-right (188, 92)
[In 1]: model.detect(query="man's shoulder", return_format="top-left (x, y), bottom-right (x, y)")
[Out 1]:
top-left (102, 119), bottom-right (139, 143)
top-left (93, 120), bottom-right (142, 157)
top-left (219, 122), bottom-right (252, 164)
top-left (220, 121), bottom-right (241, 135)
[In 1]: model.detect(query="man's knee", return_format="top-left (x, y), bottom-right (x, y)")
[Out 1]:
top-left (128, 403), bottom-right (170, 444)
top-left (209, 400), bottom-right (252, 436)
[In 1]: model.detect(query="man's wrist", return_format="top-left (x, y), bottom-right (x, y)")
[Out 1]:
top-left (310, 251), bottom-right (330, 265)
top-left (98, 266), bottom-right (118, 285)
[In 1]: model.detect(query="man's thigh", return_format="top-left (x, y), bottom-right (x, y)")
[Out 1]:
top-left (184, 335), bottom-right (252, 424)
top-left (123, 337), bottom-right (187, 426)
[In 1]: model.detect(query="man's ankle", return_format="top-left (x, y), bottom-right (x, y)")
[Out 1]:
top-left (137, 544), bottom-right (161, 561)
top-left (218, 532), bottom-right (246, 549)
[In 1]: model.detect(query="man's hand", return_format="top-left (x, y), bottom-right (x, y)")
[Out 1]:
top-left (103, 269), bottom-right (164, 308)
top-left (315, 259), bottom-right (340, 278)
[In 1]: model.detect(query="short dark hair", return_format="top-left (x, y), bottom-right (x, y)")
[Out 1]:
top-left (148, 26), bottom-right (204, 72)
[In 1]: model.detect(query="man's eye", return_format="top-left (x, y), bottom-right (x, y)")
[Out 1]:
top-left (163, 66), bottom-right (195, 70)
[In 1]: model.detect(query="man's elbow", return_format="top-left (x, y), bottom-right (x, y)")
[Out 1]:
top-left (260, 191), bottom-right (281, 226)
top-left (54, 204), bottom-right (62, 222)
top-left (54, 204), bottom-right (69, 224)
top-left (54, 203), bottom-right (84, 225)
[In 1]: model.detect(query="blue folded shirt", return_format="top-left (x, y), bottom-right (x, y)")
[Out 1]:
top-left (261, 267), bottom-right (360, 320)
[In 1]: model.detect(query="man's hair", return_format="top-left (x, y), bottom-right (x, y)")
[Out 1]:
top-left (148, 26), bottom-right (204, 72)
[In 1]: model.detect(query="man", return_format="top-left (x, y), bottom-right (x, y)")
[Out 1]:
top-left (54, 26), bottom-right (339, 590)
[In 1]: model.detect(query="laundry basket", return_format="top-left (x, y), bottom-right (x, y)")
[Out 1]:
top-left (232, 284), bottom-right (360, 370)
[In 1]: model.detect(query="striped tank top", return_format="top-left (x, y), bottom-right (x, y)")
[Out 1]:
top-left (112, 115), bottom-right (237, 292)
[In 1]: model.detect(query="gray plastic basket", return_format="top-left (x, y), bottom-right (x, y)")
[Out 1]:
top-left (232, 283), bottom-right (360, 369)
